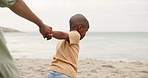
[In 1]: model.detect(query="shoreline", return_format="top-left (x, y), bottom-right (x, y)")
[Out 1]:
top-left (1, 27), bottom-right (20, 32)
top-left (14, 58), bottom-right (148, 78)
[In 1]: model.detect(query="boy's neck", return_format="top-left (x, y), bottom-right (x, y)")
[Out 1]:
top-left (70, 30), bottom-right (77, 32)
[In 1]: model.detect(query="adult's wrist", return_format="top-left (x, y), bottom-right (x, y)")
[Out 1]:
top-left (36, 19), bottom-right (44, 28)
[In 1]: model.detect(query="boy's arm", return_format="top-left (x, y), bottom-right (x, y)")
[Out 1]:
top-left (52, 31), bottom-right (69, 41)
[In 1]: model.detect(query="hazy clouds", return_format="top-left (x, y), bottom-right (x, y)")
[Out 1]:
top-left (0, 0), bottom-right (148, 32)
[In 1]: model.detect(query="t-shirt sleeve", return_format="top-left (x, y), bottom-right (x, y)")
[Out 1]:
top-left (68, 31), bottom-right (80, 45)
top-left (0, 0), bottom-right (17, 8)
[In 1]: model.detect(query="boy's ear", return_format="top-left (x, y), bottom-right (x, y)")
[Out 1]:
top-left (78, 25), bottom-right (82, 31)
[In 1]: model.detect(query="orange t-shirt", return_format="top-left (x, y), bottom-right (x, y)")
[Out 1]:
top-left (49, 30), bottom-right (80, 78)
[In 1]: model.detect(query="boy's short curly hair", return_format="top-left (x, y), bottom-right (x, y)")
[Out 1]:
top-left (69, 14), bottom-right (89, 31)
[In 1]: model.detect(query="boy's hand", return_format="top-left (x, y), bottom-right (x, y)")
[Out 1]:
top-left (39, 24), bottom-right (53, 40)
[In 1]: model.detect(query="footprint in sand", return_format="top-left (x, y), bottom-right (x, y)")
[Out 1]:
top-left (90, 69), bottom-right (98, 73)
top-left (101, 65), bottom-right (114, 68)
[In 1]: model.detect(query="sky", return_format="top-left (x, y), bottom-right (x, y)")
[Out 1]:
top-left (0, 0), bottom-right (148, 32)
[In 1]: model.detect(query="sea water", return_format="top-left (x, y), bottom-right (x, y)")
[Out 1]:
top-left (4, 32), bottom-right (148, 62)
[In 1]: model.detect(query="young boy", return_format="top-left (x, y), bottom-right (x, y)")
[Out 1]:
top-left (46, 14), bottom-right (89, 78)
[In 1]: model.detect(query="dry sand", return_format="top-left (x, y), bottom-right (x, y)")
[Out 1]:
top-left (14, 58), bottom-right (148, 78)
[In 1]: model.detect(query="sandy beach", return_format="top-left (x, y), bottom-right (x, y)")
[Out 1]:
top-left (14, 58), bottom-right (148, 78)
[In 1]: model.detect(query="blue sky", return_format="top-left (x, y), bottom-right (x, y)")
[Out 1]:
top-left (0, 0), bottom-right (148, 32)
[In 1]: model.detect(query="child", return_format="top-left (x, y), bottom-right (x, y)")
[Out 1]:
top-left (46, 14), bottom-right (89, 78)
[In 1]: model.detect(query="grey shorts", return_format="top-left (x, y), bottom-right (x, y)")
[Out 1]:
top-left (0, 0), bottom-right (17, 7)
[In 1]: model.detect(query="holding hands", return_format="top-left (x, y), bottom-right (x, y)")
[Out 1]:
top-left (39, 24), bottom-right (53, 40)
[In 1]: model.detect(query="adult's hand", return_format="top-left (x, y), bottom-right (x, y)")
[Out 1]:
top-left (39, 24), bottom-right (53, 40)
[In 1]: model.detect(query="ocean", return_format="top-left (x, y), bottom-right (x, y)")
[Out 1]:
top-left (4, 32), bottom-right (148, 62)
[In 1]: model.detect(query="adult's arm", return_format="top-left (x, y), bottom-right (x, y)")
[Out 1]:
top-left (9, 0), bottom-right (52, 40)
